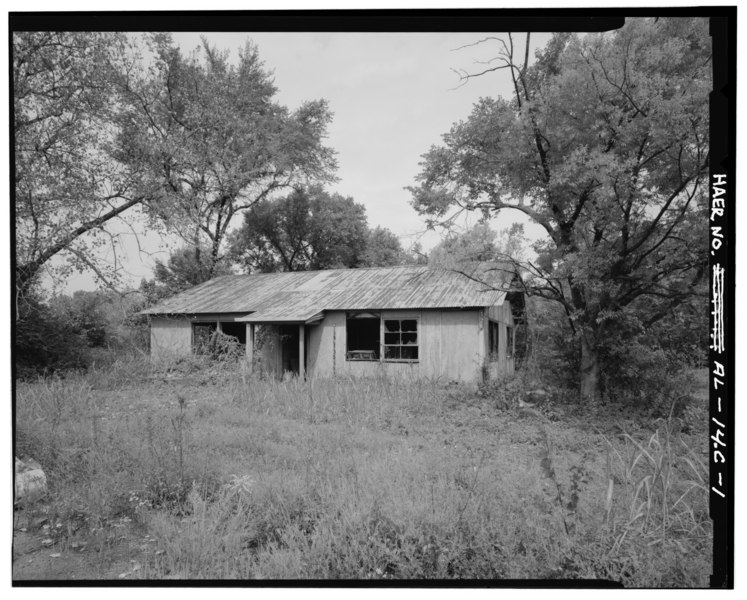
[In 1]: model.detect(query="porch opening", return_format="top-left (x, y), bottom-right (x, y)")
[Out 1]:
top-left (192, 322), bottom-right (217, 355)
top-left (279, 325), bottom-right (300, 373)
top-left (278, 324), bottom-right (308, 375)
top-left (192, 321), bottom-right (246, 356)
top-left (220, 321), bottom-right (246, 345)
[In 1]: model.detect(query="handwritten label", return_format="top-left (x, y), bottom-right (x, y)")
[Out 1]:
top-left (710, 174), bottom-right (727, 501)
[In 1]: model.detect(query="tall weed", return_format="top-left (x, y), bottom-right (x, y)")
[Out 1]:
top-left (15, 355), bottom-right (711, 585)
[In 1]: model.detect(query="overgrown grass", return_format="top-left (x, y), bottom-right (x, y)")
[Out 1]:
top-left (14, 356), bottom-right (711, 585)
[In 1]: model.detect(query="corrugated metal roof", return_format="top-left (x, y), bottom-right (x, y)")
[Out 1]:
top-left (140, 263), bottom-right (519, 321)
top-left (239, 293), bottom-right (325, 323)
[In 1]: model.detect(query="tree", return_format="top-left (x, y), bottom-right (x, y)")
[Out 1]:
top-left (229, 186), bottom-right (375, 272)
top-left (409, 19), bottom-right (710, 400)
top-left (427, 222), bottom-right (527, 269)
top-left (153, 245), bottom-right (233, 294)
top-left (48, 291), bottom-right (110, 347)
top-left (117, 36), bottom-right (337, 279)
top-left (359, 227), bottom-right (406, 267)
top-left (15, 291), bottom-right (90, 376)
top-left (13, 32), bottom-right (150, 301)
top-left (428, 223), bottom-right (498, 268)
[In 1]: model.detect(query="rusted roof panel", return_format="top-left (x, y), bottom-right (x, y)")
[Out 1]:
top-left (140, 263), bottom-right (518, 319)
top-left (239, 292), bottom-right (326, 323)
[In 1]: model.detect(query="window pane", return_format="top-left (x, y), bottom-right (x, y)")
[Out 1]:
top-left (401, 332), bottom-right (417, 345)
top-left (384, 320), bottom-right (400, 332)
top-left (384, 332), bottom-right (400, 345)
top-left (401, 319), bottom-right (417, 332)
top-left (401, 346), bottom-right (418, 360)
top-left (384, 346), bottom-right (400, 359)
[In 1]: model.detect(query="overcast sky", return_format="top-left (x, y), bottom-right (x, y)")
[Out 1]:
top-left (47, 30), bottom-right (553, 293)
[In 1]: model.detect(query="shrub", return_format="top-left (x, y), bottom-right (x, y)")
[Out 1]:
top-left (15, 297), bottom-right (90, 377)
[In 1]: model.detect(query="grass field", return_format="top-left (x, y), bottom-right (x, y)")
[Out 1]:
top-left (14, 357), bottom-right (712, 585)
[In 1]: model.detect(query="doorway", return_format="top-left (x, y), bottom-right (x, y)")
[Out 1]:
top-left (279, 324), bottom-right (307, 375)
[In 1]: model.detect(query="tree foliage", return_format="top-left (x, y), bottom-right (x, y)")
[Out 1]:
top-left (15, 288), bottom-right (149, 377)
top-left (117, 36), bottom-right (338, 279)
top-left (360, 227), bottom-right (408, 268)
top-left (15, 294), bottom-right (90, 376)
top-left (229, 186), bottom-right (404, 272)
top-left (14, 32), bottom-right (338, 298)
top-left (409, 19), bottom-right (710, 400)
top-left (428, 223), bottom-right (497, 268)
top-left (153, 245), bottom-right (233, 295)
top-left (427, 222), bottom-right (527, 270)
top-left (13, 32), bottom-right (148, 299)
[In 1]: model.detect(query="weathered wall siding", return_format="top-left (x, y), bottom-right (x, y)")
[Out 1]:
top-left (150, 317), bottom-right (192, 358)
top-left (337, 309), bottom-right (423, 379)
top-left (486, 302), bottom-right (513, 324)
top-left (484, 301), bottom-right (516, 377)
top-left (306, 309), bottom-right (483, 383)
top-left (150, 303), bottom-right (514, 382)
top-left (306, 311), bottom-right (343, 377)
top-left (436, 310), bottom-right (484, 382)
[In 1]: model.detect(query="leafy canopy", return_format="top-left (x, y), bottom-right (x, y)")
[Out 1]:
top-left (14, 32), bottom-right (145, 296)
top-left (229, 186), bottom-right (405, 272)
top-left (117, 36), bottom-right (338, 278)
top-left (409, 19), bottom-right (710, 398)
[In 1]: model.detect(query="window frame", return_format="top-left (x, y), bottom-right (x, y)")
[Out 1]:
top-left (382, 317), bottom-right (419, 363)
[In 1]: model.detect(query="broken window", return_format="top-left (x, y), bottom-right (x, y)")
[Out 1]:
top-left (383, 318), bottom-right (418, 361)
top-left (346, 312), bottom-right (380, 360)
top-left (488, 320), bottom-right (500, 357)
top-left (192, 322), bottom-right (217, 355)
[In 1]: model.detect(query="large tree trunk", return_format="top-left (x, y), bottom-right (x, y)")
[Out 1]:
top-left (580, 330), bottom-right (600, 402)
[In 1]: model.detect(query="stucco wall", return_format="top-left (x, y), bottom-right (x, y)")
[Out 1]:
top-left (150, 316), bottom-right (192, 358)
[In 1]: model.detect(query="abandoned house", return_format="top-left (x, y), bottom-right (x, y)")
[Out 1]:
top-left (141, 263), bottom-right (525, 383)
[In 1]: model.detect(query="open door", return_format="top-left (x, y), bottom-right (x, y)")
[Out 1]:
top-left (279, 324), bottom-right (308, 376)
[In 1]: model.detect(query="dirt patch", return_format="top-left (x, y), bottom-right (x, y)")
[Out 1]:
top-left (13, 509), bottom-right (153, 581)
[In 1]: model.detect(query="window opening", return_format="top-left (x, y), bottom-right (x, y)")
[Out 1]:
top-left (488, 320), bottom-right (501, 357)
top-left (346, 312), bottom-right (380, 360)
top-left (506, 325), bottom-right (514, 359)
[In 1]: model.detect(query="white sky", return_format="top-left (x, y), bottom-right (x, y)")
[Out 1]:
top-left (42, 30), bottom-right (552, 293)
